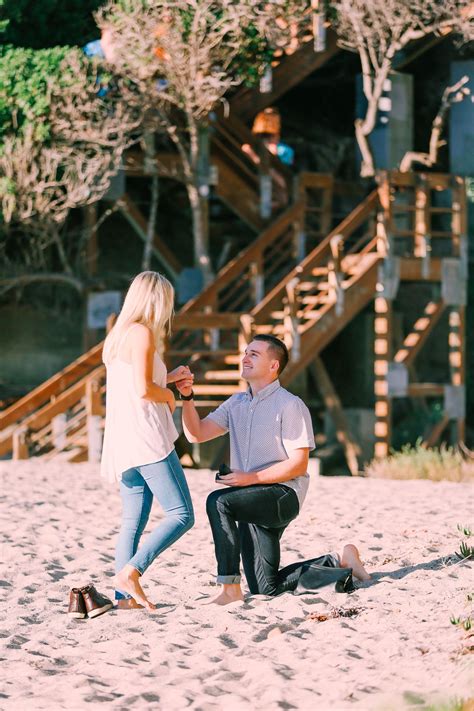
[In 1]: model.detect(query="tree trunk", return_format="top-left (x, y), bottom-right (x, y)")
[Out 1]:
top-left (187, 120), bottom-right (213, 287)
top-left (142, 173), bottom-right (159, 270)
top-left (188, 182), bottom-right (213, 285)
top-left (355, 117), bottom-right (375, 178)
top-left (355, 64), bottom-right (391, 178)
top-left (51, 224), bottom-right (73, 275)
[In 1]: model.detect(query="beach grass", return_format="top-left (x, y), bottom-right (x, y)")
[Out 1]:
top-left (366, 442), bottom-right (474, 482)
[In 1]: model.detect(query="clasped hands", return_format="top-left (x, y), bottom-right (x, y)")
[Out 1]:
top-left (165, 365), bottom-right (194, 413)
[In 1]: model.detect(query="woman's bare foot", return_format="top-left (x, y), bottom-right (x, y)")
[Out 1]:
top-left (114, 565), bottom-right (157, 610)
top-left (116, 598), bottom-right (144, 610)
top-left (207, 584), bottom-right (244, 606)
top-left (340, 544), bottom-right (372, 582)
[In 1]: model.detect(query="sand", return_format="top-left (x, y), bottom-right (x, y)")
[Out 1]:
top-left (0, 460), bottom-right (472, 711)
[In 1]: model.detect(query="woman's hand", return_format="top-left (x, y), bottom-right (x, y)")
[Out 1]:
top-left (167, 365), bottom-right (192, 384)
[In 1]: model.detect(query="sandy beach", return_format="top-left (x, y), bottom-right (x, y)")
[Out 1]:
top-left (0, 460), bottom-right (472, 710)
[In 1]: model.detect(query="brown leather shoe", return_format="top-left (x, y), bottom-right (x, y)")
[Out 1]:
top-left (81, 584), bottom-right (113, 618)
top-left (68, 588), bottom-right (87, 619)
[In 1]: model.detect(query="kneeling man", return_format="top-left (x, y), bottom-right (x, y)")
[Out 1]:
top-left (178, 335), bottom-right (370, 605)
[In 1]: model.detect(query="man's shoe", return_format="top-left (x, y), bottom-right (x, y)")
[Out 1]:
top-left (68, 588), bottom-right (87, 619)
top-left (81, 584), bottom-right (113, 618)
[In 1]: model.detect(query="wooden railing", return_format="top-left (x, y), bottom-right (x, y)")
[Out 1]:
top-left (0, 341), bottom-right (103, 434)
top-left (9, 367), bottom-right (105, 460)
top-left (377, 170), bottom-right (466, 261)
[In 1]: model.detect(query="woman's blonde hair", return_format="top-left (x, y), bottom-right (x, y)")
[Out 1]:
top-left (102, 271), bottom-right (174, 365)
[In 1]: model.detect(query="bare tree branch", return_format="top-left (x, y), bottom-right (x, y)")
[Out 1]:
top-left (400, 75), bottom-right (471, 172)
top-left (332, 0), bottom-right (473, 177)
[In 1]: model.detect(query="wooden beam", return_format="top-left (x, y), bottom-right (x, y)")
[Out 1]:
top-left (309, 358), bottom-right (361, 476)
top-left (399, 258), bottom-right (442, 281)
top-left (174, 312), bottom-right (242, 329)
top-left (422, 414), bottom-right (450, 448)
top-left (407, 383), bottom-right (444, 397)
top-left (394, 300), bottom-right (445, 366)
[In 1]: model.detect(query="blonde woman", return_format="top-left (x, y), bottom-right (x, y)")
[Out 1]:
top-left (101, 271), bottom-right (194, 611)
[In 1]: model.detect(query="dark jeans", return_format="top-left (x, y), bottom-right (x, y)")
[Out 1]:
top-left (206, 484), bottom-right (344, 596)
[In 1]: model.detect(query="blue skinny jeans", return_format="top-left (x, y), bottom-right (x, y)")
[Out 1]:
top-left (115, 449), bottom-right (194, 600)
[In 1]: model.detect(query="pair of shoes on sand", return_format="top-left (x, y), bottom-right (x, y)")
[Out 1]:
top-left (68, 584), bottom-right (113, 619)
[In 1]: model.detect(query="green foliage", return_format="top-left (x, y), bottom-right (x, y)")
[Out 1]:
top-left (450, 614), bottom-right (472, 631)
top-left (456, 523), bottom-right (474, 560)
top-left (0, 0), bottom-right (102, 49)
top-left (366, 441), bottom-right (474, 482)
top-left (101, 0), bottom-right (301, 89)
top-left (0, 45), bottom-right (96, 142)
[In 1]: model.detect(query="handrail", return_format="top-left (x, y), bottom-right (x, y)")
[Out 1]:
top-left (13, 365), bottom-right (105, 435)
top-left (251, 189), bottom-right (380, 320)
top-left (0, 342), bottom-right (103, 430)
top-left (178, 198), bottom-right (306, 314)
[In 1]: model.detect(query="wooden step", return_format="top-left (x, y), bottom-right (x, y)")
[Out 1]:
top-left (222, 354), bottom-right (241, 365)
top-left (300, 295), bottom-right (326, 305)
top-left (298, 280), bottom-right (319, 291)
top-left (193, 384), bottom-right (244, 395)
top-left (203, 370), bottom-right (242, 381)
top-left (167, 349), bottom-right (238, 359)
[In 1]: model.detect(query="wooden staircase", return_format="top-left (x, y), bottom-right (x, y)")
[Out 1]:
top-left (230, 29), bottom-right (340, 122)
top-left (1, 171), bottom-right (465, 464)
top-left (168, 179), bottom-right (381, 397)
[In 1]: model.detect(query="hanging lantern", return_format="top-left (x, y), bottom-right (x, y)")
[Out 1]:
top-left (252, 108), bottom-right (281, 138)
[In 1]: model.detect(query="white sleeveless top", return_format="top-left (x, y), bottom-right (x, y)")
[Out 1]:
top-left (100, 347), bottom-right (179, 483)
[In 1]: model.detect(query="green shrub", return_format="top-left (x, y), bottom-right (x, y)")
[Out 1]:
top-left (0, 45), bottom-right (91, 142)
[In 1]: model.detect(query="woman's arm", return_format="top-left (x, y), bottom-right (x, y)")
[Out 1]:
top-left (130, 324), bottom-right (175, 411)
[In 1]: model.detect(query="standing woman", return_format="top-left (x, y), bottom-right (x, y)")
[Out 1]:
top-left (101, 271), bottom-right (194, 610)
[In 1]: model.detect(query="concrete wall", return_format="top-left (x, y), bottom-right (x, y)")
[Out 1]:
top-left (0, 305), bottom-right (83, 400)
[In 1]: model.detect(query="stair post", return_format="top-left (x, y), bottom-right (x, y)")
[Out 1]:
top-left (250, 258), bottom-right (265, 305)
top-left (283, 278), bottom-right (301, 362)
top-left (86, 375), bottom-right (103, 463)
top-left (312, 0), bottom-right (327, 52)
top-left (12, 426), bottom-right (29, 460)
top-left (239, 314), bottom-right (255, 358)
top-left (258, 140), bottom-right (272, 219)
top-left (373, 173), bottom-right (395, 458)
top-left (328, 234), bottom-right (344, 316)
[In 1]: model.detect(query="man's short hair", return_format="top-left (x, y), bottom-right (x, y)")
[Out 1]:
top-left (253, 334), bottom-right (289, 375)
